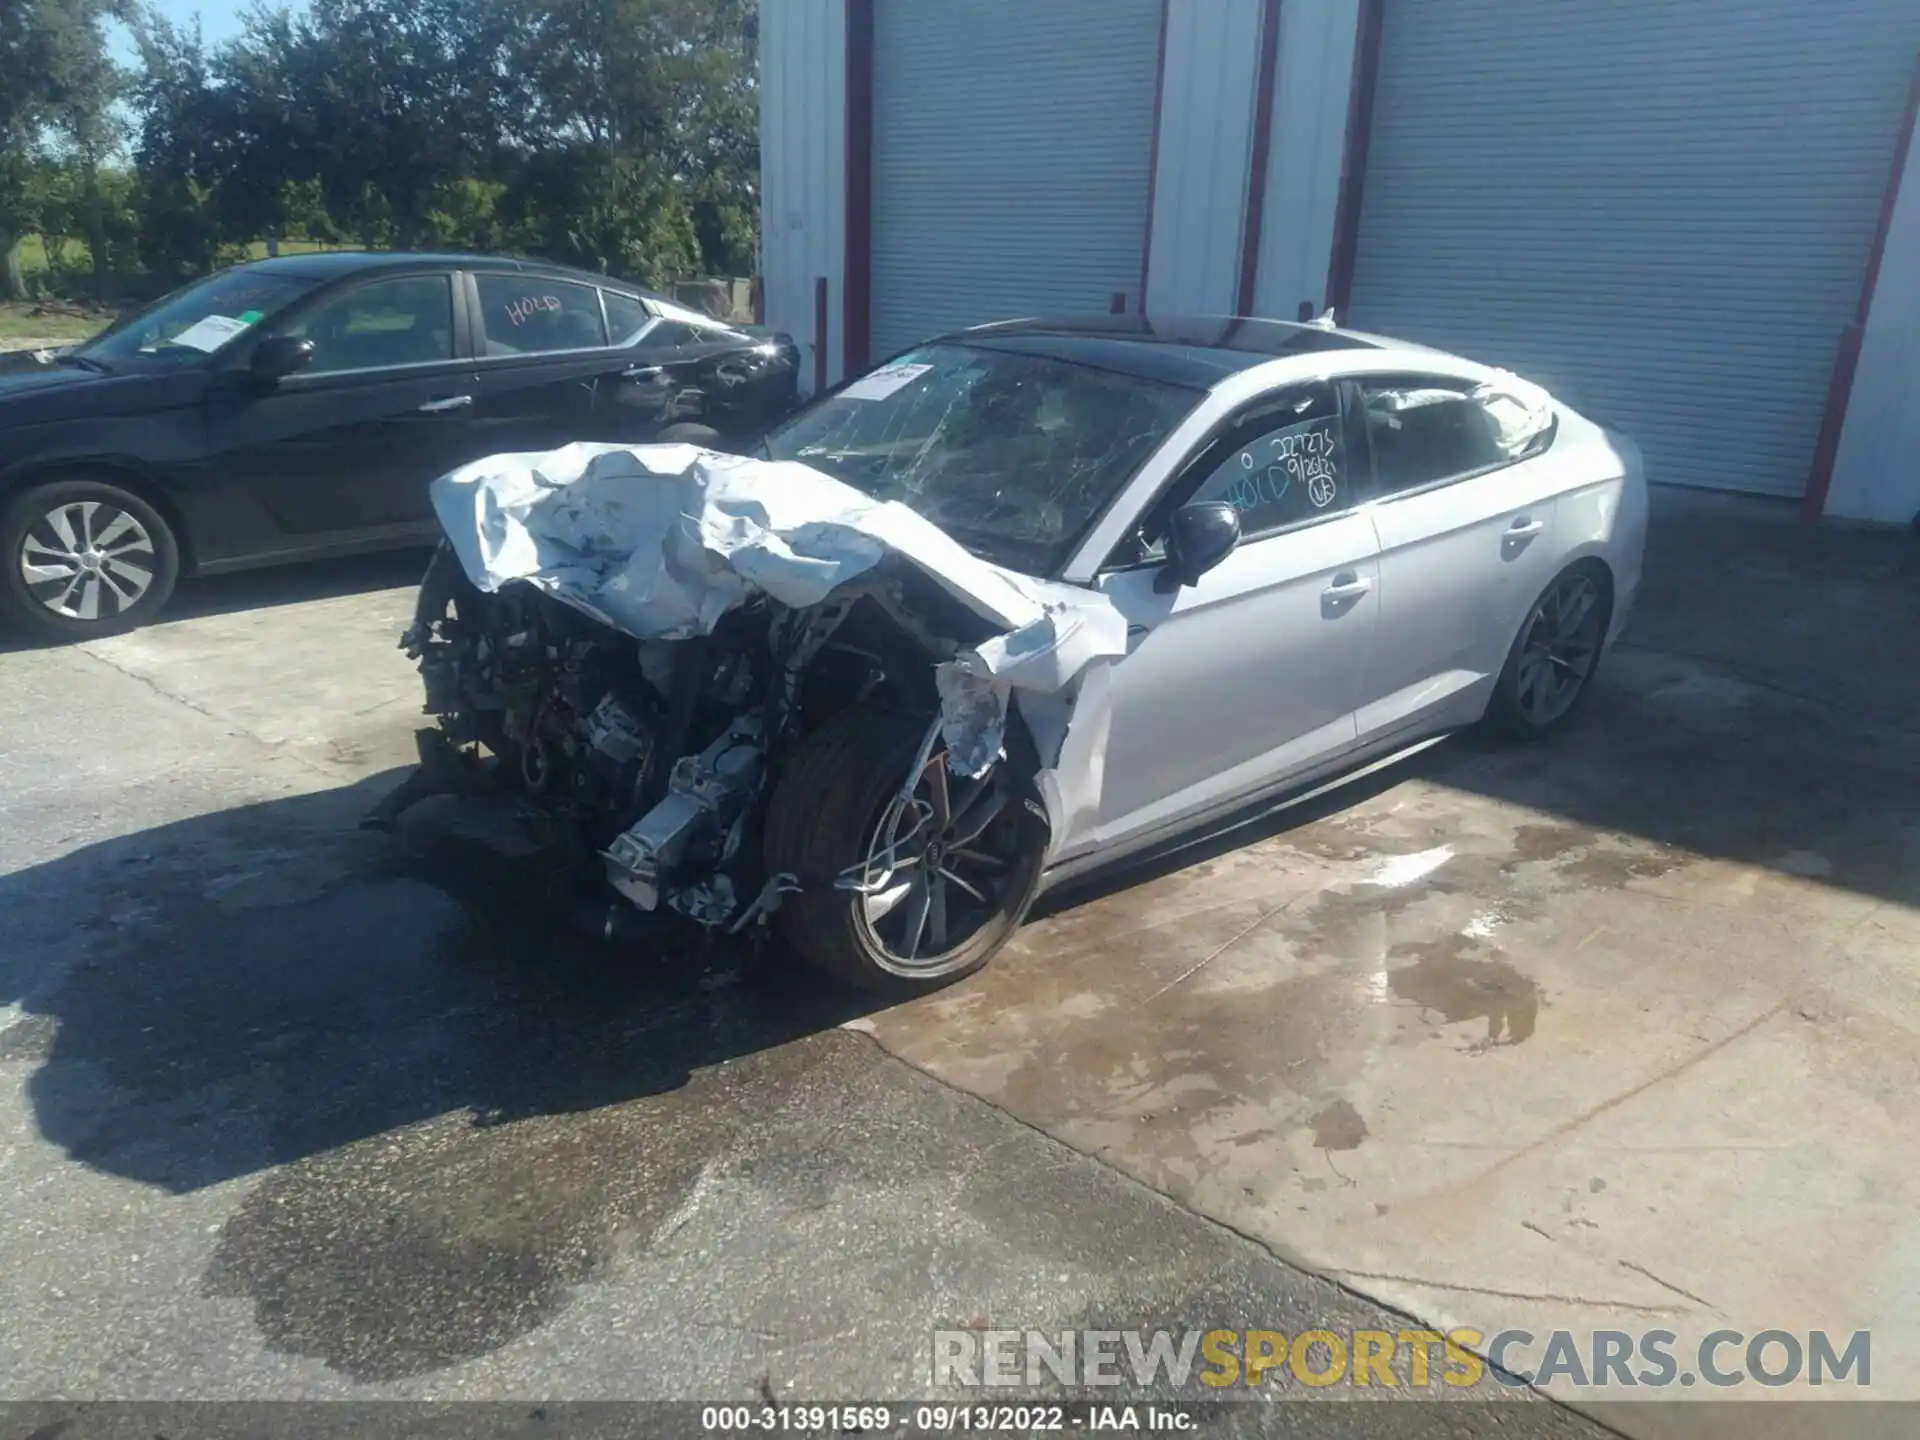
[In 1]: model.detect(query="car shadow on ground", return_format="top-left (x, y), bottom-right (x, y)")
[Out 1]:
top-left (0, 546), bottom-right (433, 654)
top-left (5, 493), bottom-right (1916, 1202)
top-left (9, 615), bottom-right (1920, 1206)
top-left (0, 729), bottom-right (1449, 1205)
top-left (0, 772), bottom-right (878, 1197)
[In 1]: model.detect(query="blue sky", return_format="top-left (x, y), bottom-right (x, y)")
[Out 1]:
top-left (110, 1), bottom-right (299, 63)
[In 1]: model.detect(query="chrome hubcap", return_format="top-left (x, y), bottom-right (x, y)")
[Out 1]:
top-left (857, 747), bottom-right (1018, 977)
top-left (1514, 573), bottom-right (1604, 725)
top-left (19, 501), bottom-right (157, 621)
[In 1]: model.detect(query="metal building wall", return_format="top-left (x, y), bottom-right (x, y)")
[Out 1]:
top-left (757, 0), bottom-right (846, 394)
top-left (1143, 0), bottom-right (1264, 315)
top-left (1827, 69), bottom-right (1920, 525)
top-left (1343, 0), bottom-right (1920, 500)
top-left (1250, 0), bottom-right (1358, 321)
top-left (866, 0), bottom-right (1162, 358)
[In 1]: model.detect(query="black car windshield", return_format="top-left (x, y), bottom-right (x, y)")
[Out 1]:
top-left (759, 342), bottom-right (1200, 574)
top-left (78, 269), bottom-right (316, 368)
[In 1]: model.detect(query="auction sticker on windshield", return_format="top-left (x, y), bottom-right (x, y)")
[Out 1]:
top-left (839, 362), bottom-right (931, 401)
top-left (162, 314), bottom-right (254, 353)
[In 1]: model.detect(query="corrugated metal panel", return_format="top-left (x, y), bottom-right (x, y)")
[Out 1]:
top-left (758, 0), bottom-right (846, 393)
top-left (869, 0), bottom-right (1162, 359)
top-left (1830, 80), bottom-right (1920, 524)
top-left (1347, 0), bottom-right (1920, 497)
top-left (1145, 0), bottom-right (1262, 315)
top-left (1251, 0), bottom-right (1357, 321)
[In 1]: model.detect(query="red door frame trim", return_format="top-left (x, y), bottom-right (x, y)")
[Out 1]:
top-left (1802, 50), bottom-right (1920, 523)
top-left (1138, 0), bottom-right (1172, 313)
top-left (1323, 0), bottom-right (1383, 320)
top-left (843, 0), bottom-right (875, 377)
top-left (1235, 0), bottom-right (1285, 317)
top-left (812, 276), bottom-right (830, 395)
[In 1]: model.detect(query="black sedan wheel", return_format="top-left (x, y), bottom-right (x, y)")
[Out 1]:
top-left (1, 479), bottom-right (180, 639)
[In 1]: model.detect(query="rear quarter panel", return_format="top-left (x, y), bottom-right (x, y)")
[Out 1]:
top-left (1545, 408), bottom-right (1648, 646)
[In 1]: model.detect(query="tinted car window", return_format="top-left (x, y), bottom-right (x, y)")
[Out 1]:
top-left (603, 290), bottom-right (651, 346)
top-left (643, 322), bottom-right (703, 350)
top-left (281, 275), bottom-right (455, 373)
top-left (477, 275), bottom-right (608, 355)
top-left (1184, 384), bottom-right (1348, 537)
top-left (79, 269), bottom-right (315, 368)
top-left (1361, 377), bottom-right (1553, 497)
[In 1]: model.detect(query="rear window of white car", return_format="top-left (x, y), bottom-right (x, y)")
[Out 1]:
top-left (1361, 375), bottom-right (1555, 498)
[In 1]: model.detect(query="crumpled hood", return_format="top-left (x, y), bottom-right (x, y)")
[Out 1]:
top-left (429, 442), bottom-right (1128, 815)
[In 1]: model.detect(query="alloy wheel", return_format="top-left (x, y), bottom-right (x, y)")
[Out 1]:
top-left (856, 746), bottom-right (1020, 977)
top-left (18, 500), bottom-right (159, 622)
top-left (1514, 571), bottom-right (1605, 727)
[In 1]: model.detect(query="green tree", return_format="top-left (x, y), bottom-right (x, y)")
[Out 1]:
top-left (119, 0), bottom-right (761, 290)
top-left (1, 0), bottom-right (127, 298)
top-left (513, 0), bottom-right (757, 276)
top-left (127, 10), bottom-right (228, 281)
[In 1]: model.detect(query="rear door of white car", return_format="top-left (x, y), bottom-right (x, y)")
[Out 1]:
top-left (1346, 373), bottom-right (1568, 742)
top-left (1073, 381), bottom-right (1381, 855)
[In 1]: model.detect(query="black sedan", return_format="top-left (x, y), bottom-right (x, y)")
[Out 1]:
top-left (0, 252), bottom-right (800, 638)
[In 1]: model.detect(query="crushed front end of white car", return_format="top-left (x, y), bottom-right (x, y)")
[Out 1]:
top-left (369, 442), bottom-right (1124, 994)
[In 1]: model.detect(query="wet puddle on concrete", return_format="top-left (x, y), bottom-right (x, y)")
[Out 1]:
top-left (1388, 941), bottom-right (1541, 1051)
top-left (10, 804), bottom-right (870, 1381)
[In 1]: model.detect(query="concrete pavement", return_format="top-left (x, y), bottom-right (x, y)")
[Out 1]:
top-left (0, 491), bottom-right (1913, 1437)
top-left (861, 492), bottom-right (1920, 1431)
top-left (0, 554), bottom-right (1593, 1432)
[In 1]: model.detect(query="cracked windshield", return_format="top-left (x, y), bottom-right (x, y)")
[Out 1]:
top-left (761, 342), bottom-right (1198, 573)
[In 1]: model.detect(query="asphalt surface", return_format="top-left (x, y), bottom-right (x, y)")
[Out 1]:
top-left (0, 554), bottom-right (1608, 1437)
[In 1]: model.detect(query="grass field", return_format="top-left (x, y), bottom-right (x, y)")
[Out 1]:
top-left (0, 303), bottom-right (109, 344)
top-left (4, 235), bottom-right (363, 348)
top-left (21, 234), bottom-right (350, 276)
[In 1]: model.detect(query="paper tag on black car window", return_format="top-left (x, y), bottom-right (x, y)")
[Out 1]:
top-left (840, 362), bottom-right (933, 401)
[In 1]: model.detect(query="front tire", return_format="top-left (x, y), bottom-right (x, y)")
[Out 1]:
top-left (1, 478), bottom-right (180, 640)
top-left (764, 705), bottom-right (1047, 997)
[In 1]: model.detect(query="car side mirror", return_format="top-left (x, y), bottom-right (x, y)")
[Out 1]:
top-left (1156, 501), bottom-right (1242, 592)
top-left (249, 336), bottom-right (315, 385)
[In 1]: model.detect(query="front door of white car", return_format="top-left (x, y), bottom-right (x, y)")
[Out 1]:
top-left (1345, 374), bottom-right (1571, 740)
top-left (1070, 382), bottom-right (1381, 857)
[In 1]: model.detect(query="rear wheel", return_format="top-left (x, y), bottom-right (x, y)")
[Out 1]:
top-left (764, 705), bottom-right (1047, 997)
top-left (1, 478), bottom-right (180, 640)
top-left (1487, 561), bottom-right (1613, 739)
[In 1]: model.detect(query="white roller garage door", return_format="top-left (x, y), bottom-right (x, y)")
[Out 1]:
top-left (869, 0), bottom-right (1162, 360)
top-left (1346, 0), bottom-right (1920, 497)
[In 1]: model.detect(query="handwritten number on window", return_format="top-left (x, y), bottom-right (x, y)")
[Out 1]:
top-left (1223, 424), bottom-right (1338, 518)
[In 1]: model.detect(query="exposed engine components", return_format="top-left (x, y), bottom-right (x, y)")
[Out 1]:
top-left (385, 542), bottom-right (978, 938)
top-left (602, 716), bottom-right (764, 913)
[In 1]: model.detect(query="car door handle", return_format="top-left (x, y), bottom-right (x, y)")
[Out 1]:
top-left (417, 395), bottom-right (473, 413)
top-left (1321, 572), bottom-right (1373, 602)
top-left (1506, 515), bottom-right (1546, 538)
top-left (622, 365), bottom-right (663, 380)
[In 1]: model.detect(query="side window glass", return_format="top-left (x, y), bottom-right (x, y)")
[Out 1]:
top-left (641, 321), bottom-right (701, 351)
top-left (476, 276), bottom-right (608, 355)
top-left (603, 291), bottom-right (651, 347)
top-left (280, 276), bottom-right (454, 374)
top-left (1363, 376), bottom-right (1553, 498)
top-left (1185, 386), bottom-right (1348, 538)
